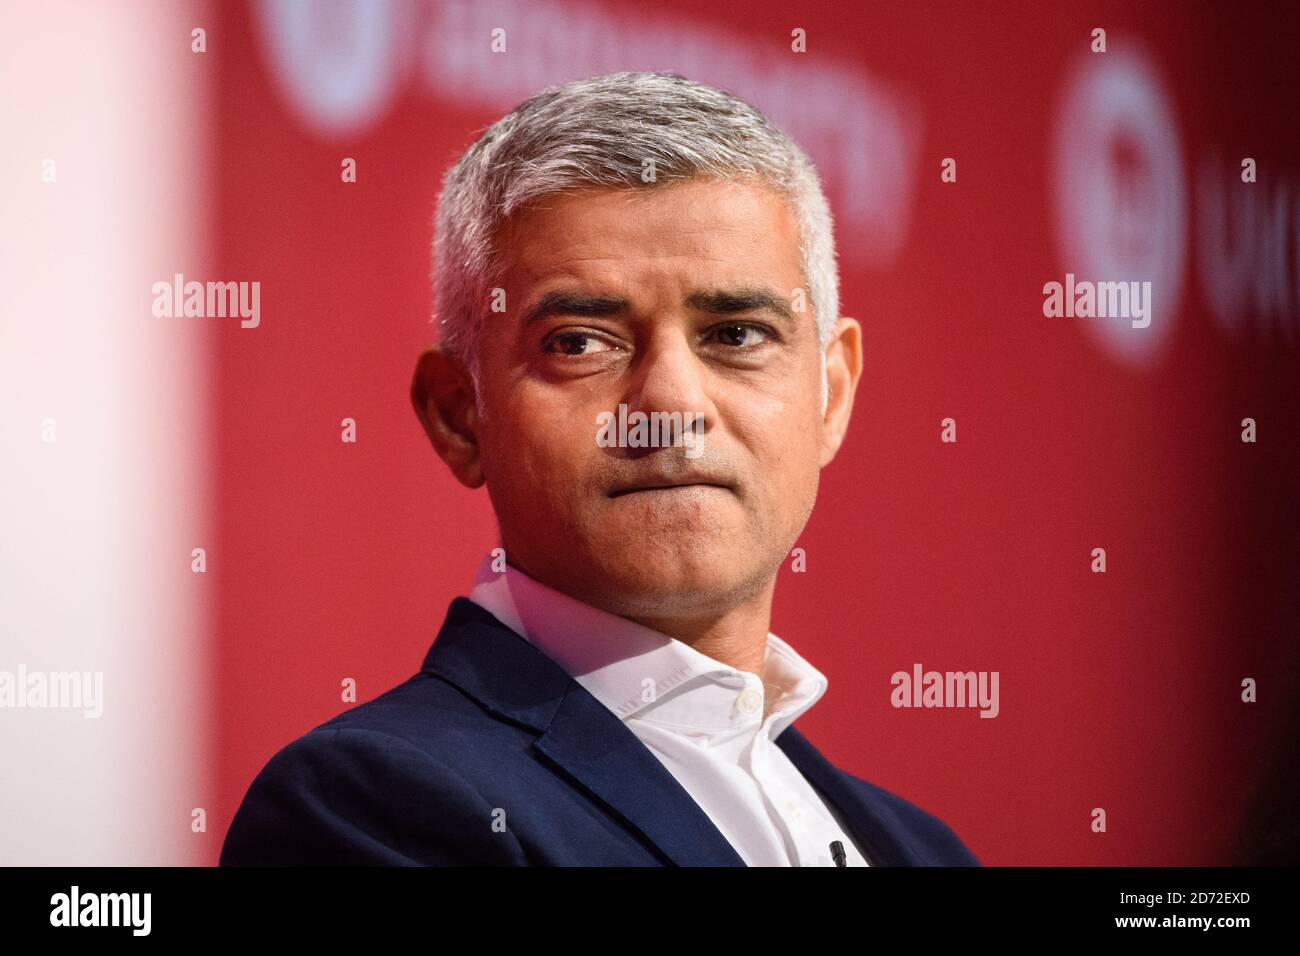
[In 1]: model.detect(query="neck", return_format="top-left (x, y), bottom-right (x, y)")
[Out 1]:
top-left (623, 578), bottom-right (776, 677)
top-left (498, 544), bottom-right (779, 678)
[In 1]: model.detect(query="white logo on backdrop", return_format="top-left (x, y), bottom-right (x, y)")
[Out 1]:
top-left (254, 0), bottom-right (408, 136)
top-left (252, 0), bottom-right (919, 268)
top-left (1051, 47), bottom-right (1187, 366)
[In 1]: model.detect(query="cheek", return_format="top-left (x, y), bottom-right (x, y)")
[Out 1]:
top-left (739, 406), bottom-right (822, 513)
top-left (489, 409), bottom-right (593, 499)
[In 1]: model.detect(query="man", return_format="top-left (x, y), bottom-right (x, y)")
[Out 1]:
top-left (221, 71), bottom-right (978, 867)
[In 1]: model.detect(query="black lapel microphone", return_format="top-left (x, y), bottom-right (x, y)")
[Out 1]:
top-left (829, 840), bottom-right (847, 866)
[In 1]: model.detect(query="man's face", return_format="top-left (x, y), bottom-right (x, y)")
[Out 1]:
top-left (464, 177), bottom-right (846, 620)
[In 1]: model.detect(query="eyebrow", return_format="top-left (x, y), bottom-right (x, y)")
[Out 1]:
top-left (521, 285), bottom-right (795, 326)
top-left (686, 286), bottom-right (795, 324)
top-left (521, 291), bottom-right (632, 326)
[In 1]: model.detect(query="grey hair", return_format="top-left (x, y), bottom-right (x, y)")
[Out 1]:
top-left (432, 70), bottom-right (838, 409)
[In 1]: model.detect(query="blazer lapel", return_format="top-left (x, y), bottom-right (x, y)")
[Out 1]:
top-left (423, 598), bottom-right (746, 867)
top-left (775, 723), bottom-right (925, 866)
top-left (535, 682), bottom-right (747, 866)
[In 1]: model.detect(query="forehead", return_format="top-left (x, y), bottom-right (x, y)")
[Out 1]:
top-left (493, 178), bottom-right (804, 289)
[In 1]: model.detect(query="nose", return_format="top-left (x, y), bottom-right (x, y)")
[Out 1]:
top-left (617, 327), bottom-right (713, 456)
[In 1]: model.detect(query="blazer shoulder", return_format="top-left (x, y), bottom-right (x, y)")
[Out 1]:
top-left (848, 772), bottom-right (981, 866)
top-left (221, 722), bottom-right (527, 866)
top-left (307, 669), bottom-right (510, 761)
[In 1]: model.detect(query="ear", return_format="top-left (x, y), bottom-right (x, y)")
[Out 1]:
top-left (410, 344), bottom-right (484, 488)
top-left (818, 316), bottom-right (863, 468)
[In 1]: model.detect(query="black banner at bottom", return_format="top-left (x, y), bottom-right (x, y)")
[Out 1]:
top-left (1, 866), bottom-right (1293, 940)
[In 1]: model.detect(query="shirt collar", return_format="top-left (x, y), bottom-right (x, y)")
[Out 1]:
top-left (466, 553), bottom-right (829, 739)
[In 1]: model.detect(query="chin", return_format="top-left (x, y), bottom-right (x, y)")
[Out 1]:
top-left (581, 543), bottom-right (760, 615)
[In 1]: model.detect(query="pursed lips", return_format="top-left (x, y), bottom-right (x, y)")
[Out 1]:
top-left (607, 479), bottom-right (733, 498)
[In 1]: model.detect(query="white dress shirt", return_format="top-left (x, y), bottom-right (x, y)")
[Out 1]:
top-left (467, 554), bottom-right (871, 867)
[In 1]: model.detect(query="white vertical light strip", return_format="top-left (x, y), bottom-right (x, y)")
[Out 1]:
top-left (0, 1), bottom-right (211, 864)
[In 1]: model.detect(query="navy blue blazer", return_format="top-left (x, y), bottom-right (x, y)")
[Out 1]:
top-left (221, 597), bottom-right (979, 866)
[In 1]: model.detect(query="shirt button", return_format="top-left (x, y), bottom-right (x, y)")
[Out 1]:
top-left (736, 688), bottom-right (761, 715)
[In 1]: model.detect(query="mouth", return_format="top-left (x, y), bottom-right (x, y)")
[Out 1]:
top-left (607, 481), bottom-right (732, 499)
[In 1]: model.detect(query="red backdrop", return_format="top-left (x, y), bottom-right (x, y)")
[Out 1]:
top-left (211, 0), bottom-right (1300, 865)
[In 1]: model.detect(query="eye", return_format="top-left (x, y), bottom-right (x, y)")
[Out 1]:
top-left (542, 330), bottom-right (617, 356)
top-left (708, 322), bottom-right (775, 348)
